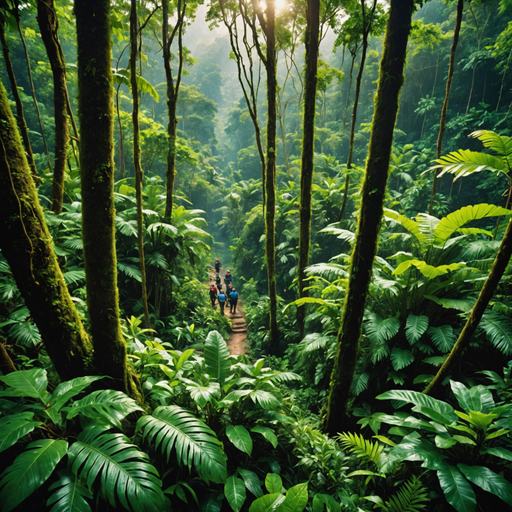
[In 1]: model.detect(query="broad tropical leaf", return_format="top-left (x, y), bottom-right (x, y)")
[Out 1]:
top-left (393, 259), bottom-right (468, 280)
top-left (277, 483), bottom-right (308, 512)
top-left (364, 314), bottom-right (400, 343)
top-left (405, 314), bottom-right (429, 344)
top-left (251, 426), bottom-right (278, 448)
top-left (450, 381), bottom-right (494, 414)
top-left (46, 469), bottom-right (93, 512)
top-left (181, 378), bottom-right (220, 407)
top-left (470, 130), bottom-right (512, 158)
top-left (63, 389), bottom-right (143, 428)
top-left (389, 436), bottom-right (446, 470)
top-left (227, 425), bottom-right (253, 455)
top-left (458, 464), bottom-right (512, 506)
top-left (0, 412), bottom-right (42, 453)
top-left (238, 469), bottom-right (263, 498)
top-left (249, 493), bottom-right (286, 512)
top-left (225, 476), bottom-right (246, 512)
top-left (68, 426), bottom-right (164, 511)
top-left (480, 312), bottom-right (512, 355)
top-left (428, 326), bottom-right (457, 352)
top-left (0, 439), bottom-right (68, 512)
top-left (390, 348), bottom-right (414, 371)
top-left (204, 331), bottom-right (232, 386)
top-left (298, 334), bottom-right (333, 353)
top-left (312, 494), bottom-right (341, 512)
top-left (248, 390), bottom-right (281, 410)
top-left (0, 368), bottom-right (49, 402)
top-left (265, 474), bottom-right (283, 494)
top-left (425, 296), bottom-right (473, 312)
top-left (7, 321), bottom-right (41, 346)
top-left (437, 463), bottom-right (476, 512)
top-left (432, 149), bottom-right (508, 180)
top-left (305, 262), bottom-right (348, 281)
top-left (415, 213), bottom-right (439, 245)
top-left (117, 260), bottom-right (142, 281)
top-left (137, 405), bottom-right (227, 484)
top-left (384, 209), bottom-right (427, 246)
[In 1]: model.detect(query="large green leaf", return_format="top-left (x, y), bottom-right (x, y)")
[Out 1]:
top-left (480, 312), bottom-right (512, 355)
top-left (388, 436), bottom-right (446, 470)
top-left (415, 213), bottom-right (440, 245)
top-left (405, 314), bottom-right (429, 344)
top-left (364, 313), bottom-right (400, 344)
top-left (0, 368), bottom-right (49, 402)
top-left (0, 439), bottom-right (68, 512)
top-left (225, 476), bottom-right (246, 512)
top-left (113, 68), bottom-right (160, 101)
top-left (437, 463), bottom-right (475, 512)
top-left (312, 494), bottom-right (341, 512)
top-left (458, 464), bottom-right (512, 506)
top-left (204, 330), bottom-right (232, 386)
top-left (277, 483), bottom-right (308, 512)
top-left (469, 130), bottom-right (512, 158)
top-left (384, 209), bottom-right (427, 246)
top-left (249, 390), bottom-right (281, 410)
top-left (425, 295), bottom-right (474, 312)
top-left (428, 325), bottom-right (456, 352)
top-left (0, 412), bottom-right (42, 453)
top-left (433, 204), bottom-right (512, 245)
top-left (377, 389), bottom-right (457, 424)
top-left (181, 378), bottom-right (220, 407)
top-left (393, 259), bottom-right (468, 280)
top-left (63, 389), bottom-right (143, 428)
top-left (238, 469), bottom-right (263, 498)
top-left (137, 405), bottom-right (227, 484)
top-left (249, 493), bottom-right (286, 512)
top-left (68, 426), bottom-right (164, 511)
top-left (390, 348), bottom-right (414, 371)
top-left (432, 149), bottom-right (508, 180)
top-left (227, 425), bottom-right (253, 455)
top-left (46, 469), bottom-right (93, 512)
top-left (450, 381), bottom-right (494, 414)
top-left (251, 426), bottom-right (278, 448)
top-left (265, 474), bottom-right (283, 494)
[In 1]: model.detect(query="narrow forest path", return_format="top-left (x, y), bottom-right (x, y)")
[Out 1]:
top-left (207, 267), bottom-right (248, 356)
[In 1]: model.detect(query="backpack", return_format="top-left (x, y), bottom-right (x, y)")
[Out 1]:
top-left (230, 291), bottom-right (238, 301)
top-left (218, 293), bottom-right (226, 303)
top-left (210, 286), bottom-right (216, 296)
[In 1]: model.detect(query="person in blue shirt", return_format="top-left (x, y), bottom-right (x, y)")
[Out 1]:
top-left (218, 290), bottom-right (226, 316)
top-left (230, 288), bottom-right (239, 314)
top-left (224, 270), bottom-right (232, 288)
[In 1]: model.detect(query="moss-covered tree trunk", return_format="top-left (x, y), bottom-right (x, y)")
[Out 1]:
top-left (75, 0), bottom-right (130, 394)
top-left (265, 0), bottom-right (279, 352)
top-left (324, 0), bottom-right (414, 435)
top-left (130, 0), bottom-right (151, 330)
top-left (297, 0), bottom-right (319, 339)
top-left (0, 13), bottom-right (38, 183)
top-left (37, 0), bottom-right (69, 214)
top-left (425, 215), bottom-right (512, 397)
top-left (429, 0), bottom-right (463, 215)
top-left (0, 78), bottom-right (92, 381)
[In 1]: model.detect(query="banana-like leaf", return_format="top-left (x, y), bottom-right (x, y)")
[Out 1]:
top-left (480, 312), bottom-right (512, 355)
top-left (384, 209), bottom-right (427, 246)
top-left (434, 204), bottom-right (512, 245)
top-left (137, 405), bottom-right (227, 484)
top-left (249, 493), bottom-right (286, 512)
top-left (425, 295), bottom-right (474, 312)
top-left (0, 439), bottom-right (68, 512)
top-left (390, 348), bottom-right (414, 371)
top-left (63, 389), bottom-right (143, 428)
top-left (437, 463), bottom-right (476, 512)
top-left (204, 330), bottom-right (232, 386)
top-left (450, 381), bottom-right (494, 414)
top-left (225, 475), bottom-right (246, 512)
top-left (432, 149), bottom-right (507, 179)
top-left (458, 464), bottom-right (512, 506)
top-left (405, 314), bottom-right (429, 345)
top-left (113, 68), bottom-right (160, 101)
top-left (68, 426), bottom-right (164, 511)
top-left (227, 425), bottom-right (252, 455)
top-left (0, 368), bottom-right (49, 402)
top-left (277, 482), bottom-right (308, 512)
top-left (0, 412), bottom-right (42, 453)
top-left (47, 469), bottom-right (93, 512)
top-left (265, 474), bottom-right (283, 494)
top-left (393, 259), bottom-right (468, 280)
top-left (415, 213), bottom-right (440, 245)
top-left (428, 326), bottom-right (457, 352)
top-left (251, 426), bottom-right (278, 448)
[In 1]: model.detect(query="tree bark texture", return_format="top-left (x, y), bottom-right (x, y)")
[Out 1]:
top-left (0, 79), bottom-right (92, 381)
top-left (424, 215), bottom-right (512, 397)
top-left (429, 0), bottom-right (463, 215)
top-left (37, 0), bottom-right (69, 215)
top-left (297, 0), bottom-right (319, 339)
top-left (324, 0), bottom-right (414, 436)
top-left (0, 15), bottom-right (38, 183)
top-left (75, 0), bottom-right (129, 394)
top-left (265, 0), bottom-right (279, 352)
top-left (130, 0), bottom-right (151, 330)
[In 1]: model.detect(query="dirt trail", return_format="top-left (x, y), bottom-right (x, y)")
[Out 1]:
top-left (207, 268), bottom-right (248, 356)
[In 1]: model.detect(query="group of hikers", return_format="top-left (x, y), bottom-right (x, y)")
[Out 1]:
top-left (209, 259), bottom-right (239, 316)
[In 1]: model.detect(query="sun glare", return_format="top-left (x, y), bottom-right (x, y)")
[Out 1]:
top-left (259, 0), bottom-right (288, 14)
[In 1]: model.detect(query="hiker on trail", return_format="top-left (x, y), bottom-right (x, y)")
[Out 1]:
top-left (215, 259), bottom-right (222, 273)
top-left (224, 270), bottom-right (232, 288)
top-left (209, 282), bottom-right (218, 308)
top-left (218, 290), bottom-right (226, 316)
top-left (227, 283), bottom-right (233, 309)
top-left (230, 288), bottom-right (239, 314)
top-left (215, 274), bottom-right (222, 288)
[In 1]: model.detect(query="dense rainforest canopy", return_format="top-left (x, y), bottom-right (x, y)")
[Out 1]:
top-left (1, 0), bottom-right (512, 510)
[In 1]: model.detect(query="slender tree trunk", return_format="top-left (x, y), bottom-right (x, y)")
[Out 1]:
top-left (0, 343), bottom-right (16, 374)
top-left (37, 0), bottom-right (69, 214)
top-left (0, 79), bottom-right (92, 381)
top-left (14, 3), bottom-right (52, 174)
top-left (429, 0), bottom-right (463, 215)
top-left (116, 84), bottom-right (126, 179)
top-left (0, 15), bottom-right (38, 183)
top-left (297, 0), bottom-right (319, 339)
top-left (342, 52), bottom-right (356, 132)
top-left (324, 0), bottom-right (414, 435)
top-left (130, 0), bottom-right (151, 330)
top-left (76, 0), bottom-right (130, 394)
top-left (496, 47), bottom-right (512, 112)
top-left (425, 214), bottom-right (512, 396)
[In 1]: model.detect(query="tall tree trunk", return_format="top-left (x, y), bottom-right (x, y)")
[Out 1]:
top-left (14, 2), bottom-right (52, 174)
top-left (76, 0), bottom-right (130, 394)
top-left (130, 0), bottom-right (151, 330)
top-left (0, 13), bottom-right (38, 183)
top-left (342, 51), bottom-right (356, 132)
top-left (297, 0), bottom-right (319, 339)
top-left (37, 0), bottom-right (69, 214)
top-left (425, 214), bottom-right (512, 397)
top-left (265, 0), bottom-right (279, 352)
top-left (324, 0), bottom-right (414, 435)
top-left (0, 78), bottom-right (92, 381)
top-left (429, 0), bottom-right (463, 215)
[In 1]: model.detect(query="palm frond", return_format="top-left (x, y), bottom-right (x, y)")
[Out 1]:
top-left (480, 312), bottom-right (512, 355)
top-left (204, 331), bottom-right (232, 386)
top-left (432, 149), bottom-right (508, 179)
top-left (0, 412), bottom-right (42, 453)
top-left (384, 209), bottom-right (427, 246)
top-left (337, 432), bottom-right (383, 466)
top-left (297, 333), bottom-right (333, 354)
top-left (305, 263), bottom-right (348, 281)
top-left (63, 270), bottom-right (86, 286)
top-left (137, 405), bottom-right (227, 484)
top-left (405, 315), bottom-right (429, 345)
top-left (8, 321), bottom-right (41, 347)
top-left (68, 426), bottom-right (164, 511)
top-left (46, 469), bottom-right (93, 512)
top-left (117, 261), bottom-right (142, 282)
top-left (428, 326), bottom-right (456, 352)
top-left (61, 238), bottom-right (84, 251)
top-left (470, 130), bottom-right (512, 159)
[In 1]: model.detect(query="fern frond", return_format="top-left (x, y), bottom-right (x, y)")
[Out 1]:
top-left (384, 474), bottom-right (429, 512)
top-left (337, 432), bottom-right (383, 466)
top-left (480, 312), bottom-right (512, 355)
